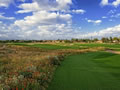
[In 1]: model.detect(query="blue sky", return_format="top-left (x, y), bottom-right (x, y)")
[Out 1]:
top-left (0, 0), bottom-right (120, 40)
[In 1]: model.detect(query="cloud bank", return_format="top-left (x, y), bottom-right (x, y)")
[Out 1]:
top-left (0, 0), bottom-right (85, 40)
top-left (0, 0), bottom-right (120, 40)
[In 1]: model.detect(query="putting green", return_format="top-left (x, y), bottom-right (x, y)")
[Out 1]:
top-left (48, 52), bottom-right (120, 90)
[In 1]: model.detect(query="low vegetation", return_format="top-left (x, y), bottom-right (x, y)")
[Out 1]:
top-left (0, 43), bottom-right (104, 90)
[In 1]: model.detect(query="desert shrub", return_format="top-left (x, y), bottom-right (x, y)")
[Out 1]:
top-left (50, 56), bottom-right (61, 66)
top-left (58, 55), bottom-right (65, 61)
top-left (20, 71), bottom-right (33, 78)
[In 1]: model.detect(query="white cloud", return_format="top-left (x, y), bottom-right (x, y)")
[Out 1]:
top-left (112, 0), bottom-right (120, 7)
top-left (86, 18), bottom-right (102, 25)
top-left (100, 0), bottom-right (109, 6)
top-left (102, 16), bottom-right (107, 18)
top-left (0, 22), bottom-right (80, 40)
top-left (12, 0), bottom-right (77, 40)
top-left (0, 0), bottom-right (13, 7)
top-left (0, 0), bottom-right (77, 40)
top-left (0, 21), bottom-right (11, 39)
top-left (17, 1), bottom-right (86, 15)
top-left (16, 2), bottom-right (40, 13)
top-left (34, 0), bottom-right (72, 11)
top-left (17, 0), bottom-right (72, 13)
top-left (100, 0), bottom-right (120, 7)
top-left (1, 19), bottom-right (120, 40)
top-left (77, 24), bottom-right (120, 38)
top-left (11, 9), bottom-right (73, 40)
top-left (15, 11), bottom-right (72, 28)
top-left (0, 0), bottom-right (86, 40)
top-left (72, 9), bottom-right (85, 14)
top-left (1, 0), bottom-right (119, 40)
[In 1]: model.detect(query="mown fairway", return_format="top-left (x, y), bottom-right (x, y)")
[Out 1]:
top-left (48, 52), bottom-right (120, 90)
top-left (12, 43), bottom-right (120, 50)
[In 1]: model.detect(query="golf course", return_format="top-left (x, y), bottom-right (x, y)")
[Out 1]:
top-left (1, 0), bottom-right (120, 89)
top-left (1, 43), bottom-right (120, 90)
top-left (48, 51), bottom-right (120, 90)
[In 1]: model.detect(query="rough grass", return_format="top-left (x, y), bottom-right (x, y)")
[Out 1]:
top-left (0, 44), bottom-right (104, 90)
top-left (48, 52), bottom-right (120, 90)
top-left (12, 43), bottom-right (120, 50)
top-left (11, 43), bottom-right (86, 50)
top-left (0, 44), bottom-right (66, 90)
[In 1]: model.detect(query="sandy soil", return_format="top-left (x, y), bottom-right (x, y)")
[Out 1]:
top-left (105, 49), bottom-right (120, 54)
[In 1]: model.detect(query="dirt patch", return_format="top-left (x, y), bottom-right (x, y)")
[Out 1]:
top-left (105, 49), bottom-right (120, 54)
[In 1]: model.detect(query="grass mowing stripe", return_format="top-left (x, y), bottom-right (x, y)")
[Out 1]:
top-left (11, 43), bottom-right (86, 50)
top-left (47, 52), bottom-right (120, 90)
top-left (11, 43), bottom-right (120, 50)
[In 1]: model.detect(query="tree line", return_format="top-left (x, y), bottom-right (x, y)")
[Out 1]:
top-left (65, 37), bottom-right (120, 43)
top-left (0, 37), bottom-right (120, 43)
top-left (101, 37), bottom-right (120, 43)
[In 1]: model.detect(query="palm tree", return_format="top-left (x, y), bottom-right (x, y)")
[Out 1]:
top-left (109, 37), bottom-right (113, 43)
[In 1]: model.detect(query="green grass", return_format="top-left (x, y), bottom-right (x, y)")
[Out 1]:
top-left (75, 43), bottom-right (120, 49)
top-left (12, 43), bottom-right (120, 50)
top-left (47, 52), bottom-right (120, 90)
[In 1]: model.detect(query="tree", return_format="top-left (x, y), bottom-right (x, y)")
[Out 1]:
top-left (109, 37), bottom-right (113, 43)
top-left (71, 38), bottom-right (78, 42)
top-left (101, 37), bottom-right (109, 43)
top-left (113, 37), bottom-right (119, 43)
top-left (93, 38), bottom-right (98, 42)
